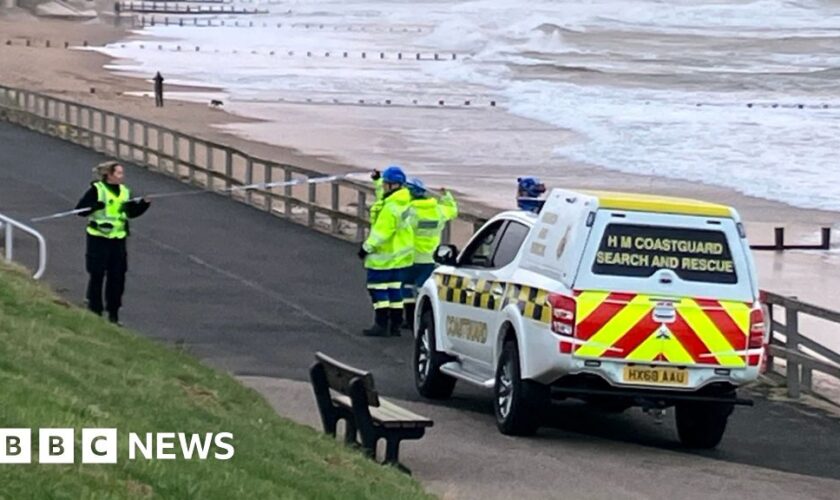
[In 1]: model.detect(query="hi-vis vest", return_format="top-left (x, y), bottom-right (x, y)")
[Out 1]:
top-left (411, 193), bottom-right (458, 264)
top-left (369, 178), bottom-right (385, 225)
top-left (87, 182), bottom-right (130, 239)
top-left (363, 187), bottom-right (414, 270)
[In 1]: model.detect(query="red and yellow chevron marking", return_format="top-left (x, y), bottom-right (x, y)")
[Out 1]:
top-left (574, 291), bottom-right (751, 367)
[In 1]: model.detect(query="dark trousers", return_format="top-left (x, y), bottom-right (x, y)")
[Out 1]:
top-left (402, 263), bottom-right (435, 327)
top-left (402, 263), bottom-right (435, 304)
top-left (85, 234), bottom-right (128, 318)
top-left (155, 92), bottom-right (163, 107)
top-left (366, 267), bottom-right (408, 331)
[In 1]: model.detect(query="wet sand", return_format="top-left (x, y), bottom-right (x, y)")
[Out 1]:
top-left (1, 13), bottom-right (838, 320)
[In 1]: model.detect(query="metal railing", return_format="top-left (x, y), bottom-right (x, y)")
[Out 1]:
top-left (0, 84), bottom-right (486, 246)
top-left (0, 213), bottom-right (48, 280)
top-left (763, 290), bottom-right (840, 400)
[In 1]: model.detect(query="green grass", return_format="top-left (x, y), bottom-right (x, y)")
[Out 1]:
top-left (0, 263), bottom-right (432, 499)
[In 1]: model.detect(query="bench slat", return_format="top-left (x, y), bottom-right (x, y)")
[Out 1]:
top-left (316, 352), bottom-right (379, 405)
top-left (379, 398), bottom-right (432, 423)
top-left (332, 395), bottom-right (432, 427)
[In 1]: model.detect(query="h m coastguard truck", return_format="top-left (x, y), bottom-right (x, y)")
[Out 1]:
top-left (412, 188), bottom-right (766, 448)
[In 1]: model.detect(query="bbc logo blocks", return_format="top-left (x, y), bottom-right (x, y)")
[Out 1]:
top-left (0, 428), bottom-right (233, 463)
top-left (1, 428), bottom-right (117, 464)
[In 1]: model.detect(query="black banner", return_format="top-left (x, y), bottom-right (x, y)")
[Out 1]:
top-left (592, 224), bottom-right (737, 284)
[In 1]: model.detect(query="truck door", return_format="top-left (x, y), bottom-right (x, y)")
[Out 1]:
top-left (436, 220), bottom-right (505, 364)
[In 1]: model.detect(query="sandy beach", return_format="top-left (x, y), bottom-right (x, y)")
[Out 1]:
top-left (0, 11), bottom-right (838, 320)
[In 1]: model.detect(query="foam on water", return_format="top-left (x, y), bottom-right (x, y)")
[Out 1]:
top-left (99, 0), bottom-right (840, 212)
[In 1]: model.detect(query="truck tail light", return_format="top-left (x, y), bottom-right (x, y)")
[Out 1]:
top-left (749, 307), bottom-right (765, 349)
top-left (548, 293), bottom-right (576, 337)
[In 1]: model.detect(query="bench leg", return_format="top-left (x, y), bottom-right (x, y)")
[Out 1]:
top-left (359, 438), bottom-right (376, 459)
top-left (384, 439), bottom-right (412, 474)
top-left (310, 363), bottom-right (339, 437)
top-left (384, 439), bottom-right (400, 464)
top-left (343, 419), bottom-right (358, 446)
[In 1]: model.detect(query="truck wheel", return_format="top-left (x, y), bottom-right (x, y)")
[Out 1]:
top-left (494, 340), bottom-right (548, 436)
top-left (414, 309), bottom-right (456, 399)
top-left (675, 402), bottom-right (733, 449)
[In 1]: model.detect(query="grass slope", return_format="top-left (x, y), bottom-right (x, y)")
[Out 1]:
top-left (0, 263), bottom-right (431, 499)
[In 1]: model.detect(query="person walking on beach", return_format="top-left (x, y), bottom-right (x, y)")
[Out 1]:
top-left (154, 72), bottom-right (164, 107)
top-left (75, 161), bottom-right (151, 325)
top-left (358, 166), bottom-right (414, 337)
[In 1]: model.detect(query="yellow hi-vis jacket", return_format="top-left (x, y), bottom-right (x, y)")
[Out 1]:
top-left (411, 192), bottom-right (458, 264)
top-left (363, 187), bottom-right (414, 270)
top-left (369, 178), bottom-right (385, 225)
top-left (87, 181), bottom-right (130, 239)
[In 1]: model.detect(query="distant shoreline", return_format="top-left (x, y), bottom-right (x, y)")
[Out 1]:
top-left (1, 14), bottom-right (838, 227)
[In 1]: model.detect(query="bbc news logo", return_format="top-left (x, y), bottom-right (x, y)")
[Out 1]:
top-left (0, 429), bottom-right (234, 464)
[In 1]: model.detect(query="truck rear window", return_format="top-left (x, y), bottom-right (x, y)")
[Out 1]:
top-left (591, 223), bottom-right (737, 284)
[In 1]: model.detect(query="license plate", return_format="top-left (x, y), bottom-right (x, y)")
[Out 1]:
top-left (623, 366), bottom-right (689, 386)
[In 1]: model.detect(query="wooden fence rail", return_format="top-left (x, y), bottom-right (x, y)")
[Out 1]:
top-left (0, 85), bottom-right (485, 245)
top-left (762, 290), bottom-right (840, 400)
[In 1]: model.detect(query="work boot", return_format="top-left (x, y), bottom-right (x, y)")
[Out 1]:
top-left (402, 303), bottom-right (416, 331)
top-left (389, 309), bottom-right (403, 337)
top-left (107, 310), bottom-right (122, 327)
top-left (363, 309), bottom-right (389, 337)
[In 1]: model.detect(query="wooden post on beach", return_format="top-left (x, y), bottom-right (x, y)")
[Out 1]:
top-left (821, 227), bottom-right (832, 250)
top-left (774, 227), bottom-right (785, 251)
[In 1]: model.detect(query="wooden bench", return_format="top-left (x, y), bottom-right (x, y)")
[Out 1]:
top-left (309, 352), bottom-right (433, 472)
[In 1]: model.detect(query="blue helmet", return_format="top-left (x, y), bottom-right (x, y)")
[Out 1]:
top-left (382, 165), bottom-right (406, 185)
top-left (517, 176), bottom-right (546, 212)
top-left (406, 177), bottom-right (427, 197)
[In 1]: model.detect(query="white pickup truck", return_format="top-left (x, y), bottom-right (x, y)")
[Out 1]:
top-left (412, 188), bottom-right (766, 448)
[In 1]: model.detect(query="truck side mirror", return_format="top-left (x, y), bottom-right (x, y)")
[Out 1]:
top-left (434, 244), bottom-right (458, 266)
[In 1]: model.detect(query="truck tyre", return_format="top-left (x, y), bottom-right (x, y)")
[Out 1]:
top-left (675, 402), bottom-right (733, 449)
top-left (494, 340), bottom-right (549, 436)
top-left (414, 309), bottom-right (456, 399)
